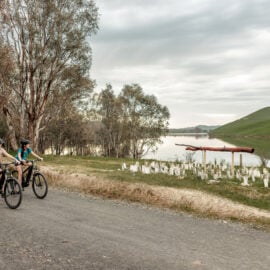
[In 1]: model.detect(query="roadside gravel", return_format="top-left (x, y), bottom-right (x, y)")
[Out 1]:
top-left (1, 188), bottom-right (270, 269)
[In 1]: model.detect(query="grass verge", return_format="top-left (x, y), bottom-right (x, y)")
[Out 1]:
top-left (42, 155), bottom-right (270, 229)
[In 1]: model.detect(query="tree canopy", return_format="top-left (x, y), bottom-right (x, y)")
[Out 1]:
top-left (96, 84), bottom-right (170, 159)
top-left (0, 0), bottom-right (99, 150)
top-left (0, 1), bottom-right (170, 158)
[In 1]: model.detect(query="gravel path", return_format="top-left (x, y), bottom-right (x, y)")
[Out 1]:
top-left (1, 188), bottom-right (269, 270)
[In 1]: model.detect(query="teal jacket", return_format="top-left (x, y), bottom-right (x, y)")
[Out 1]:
top-left (15, 148), bottom-right (32, 160)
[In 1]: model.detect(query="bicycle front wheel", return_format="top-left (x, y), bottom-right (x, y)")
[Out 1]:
top-left (32, 173), bottom-right (48, 199)
top-left (4, 178), bottom-right (23, 209)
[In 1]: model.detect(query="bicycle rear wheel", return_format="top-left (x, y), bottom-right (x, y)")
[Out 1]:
top-left (4, 178), bottom-right (22, 209)
top-left (32, 173), bottom-right (48, 199)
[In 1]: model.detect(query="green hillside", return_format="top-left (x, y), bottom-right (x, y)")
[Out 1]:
top-left (211, 107), bottom-right (270, 137)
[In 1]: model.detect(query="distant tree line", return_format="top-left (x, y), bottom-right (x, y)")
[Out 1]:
top-left (0, 80), bottom-right (170, 158)
top-left (0, 1), bottom-right (169, 158)
top-left (169, 125), bottom-right (220, 134)
top-left (37, 83), bottom-right (169, 158)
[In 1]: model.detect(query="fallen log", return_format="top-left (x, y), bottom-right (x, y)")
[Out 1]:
top-left (175, 144), bottom-right (254, 153)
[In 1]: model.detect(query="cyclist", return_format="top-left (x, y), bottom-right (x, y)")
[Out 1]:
top-left (15, 139), bottom-right (43, 186)
top-left (0, 138), bottom-right (20, 194)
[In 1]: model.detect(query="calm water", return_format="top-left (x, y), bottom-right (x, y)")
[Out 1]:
top-left (144, 135), bottom-right (266, 167)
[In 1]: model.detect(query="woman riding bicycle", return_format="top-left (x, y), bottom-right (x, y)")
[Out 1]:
top-left (0, 138), bottom-right (20, 193)
top-left (15, 139), bottom-right (43, 186)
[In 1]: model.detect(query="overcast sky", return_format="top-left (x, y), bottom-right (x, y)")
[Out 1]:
top-left (90, 0), bottom-right (270, 128)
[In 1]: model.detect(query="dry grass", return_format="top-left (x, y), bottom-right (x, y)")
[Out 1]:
top-left (42, 166), bottom-right (270, 228)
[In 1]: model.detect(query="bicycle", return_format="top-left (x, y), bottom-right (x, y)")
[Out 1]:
top-left (0, 162), bottom-right (23, 209)
top-left (12, 160), bottom-right (48, 199)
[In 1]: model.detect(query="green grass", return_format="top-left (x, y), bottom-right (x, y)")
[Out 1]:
top-left (108, 171), bottom-right (270, 210)
top-left (43, 155), bottom-right (270, 211)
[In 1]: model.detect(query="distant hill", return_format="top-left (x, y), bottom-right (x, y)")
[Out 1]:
top-left (169, 125), bottom-right (220, 134)
top-left (210, 107), bottom-right (270, 137)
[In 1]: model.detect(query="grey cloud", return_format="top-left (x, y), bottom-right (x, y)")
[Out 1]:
top-left (91, 0), bottom-right (270, 127)
top-left (95, 0), bottom-right (270, 42)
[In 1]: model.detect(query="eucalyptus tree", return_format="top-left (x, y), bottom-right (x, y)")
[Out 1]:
top-left (0, 115), bottom-right (7, 140)
top-left (39, 87), bottom-right (98, 155)
top-left (96, 84), bottom-right (125, 157)
top-left (0, 0), bottom-right (99, 150)
top-left (44, 102), bottom-right (87, 155)
top-left (119, 84), bottom-right (170, 159)
top-left (0, 42), bottom-right (19, 149)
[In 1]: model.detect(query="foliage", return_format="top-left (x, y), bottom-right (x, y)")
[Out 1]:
top-left (41, 103), bottom-right (87, 155)
top-left (0, 41), bottom-right (18, 149)
top-left (96, 84), bottom-right (170, 158)
top-left (95, 84), bottom-right (125, 157)
top-left (0, 0), bottom-right (99, 150)
top-left (119, 84), bottom-right (170, 159)
top-left (0, 2), bottom-right (170, 157)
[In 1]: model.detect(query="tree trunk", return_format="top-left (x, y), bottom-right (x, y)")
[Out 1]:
top-left (27, 113), bottom-right (44, 152)
top-left (3, 109), bottom-right (18, 150)
top-left (6, 124), bottom-right (18, 150)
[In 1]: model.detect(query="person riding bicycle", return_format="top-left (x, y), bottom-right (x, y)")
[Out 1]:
top-left (15, 139), bottom-right (43, 187)
top-left (0, 138), bottom-right (20, 194)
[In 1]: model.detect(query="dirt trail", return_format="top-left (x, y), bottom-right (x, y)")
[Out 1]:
top-left (1, 188), bottom-right (270, 270)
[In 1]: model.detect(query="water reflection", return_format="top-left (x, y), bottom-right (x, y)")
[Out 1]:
top-left (218, 137), bottom-right (270, 160)
top-left (144, 135), bottom-right (269, 167)
top-left (169, 133), bottom-right (208, 139)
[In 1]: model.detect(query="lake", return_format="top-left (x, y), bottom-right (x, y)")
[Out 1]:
top-left (144, 135), bottom-right (269, 167)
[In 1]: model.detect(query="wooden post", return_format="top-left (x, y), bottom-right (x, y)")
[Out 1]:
top-left (231, 152), bottom-right (235, 177)
top-left (240, 154), bottom-right (243, 167)
top-left (203, 150), bottom-right (207, 173)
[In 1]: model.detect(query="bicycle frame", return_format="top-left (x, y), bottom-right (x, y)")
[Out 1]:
top-left (19, 160), bottom-right (38, 182)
